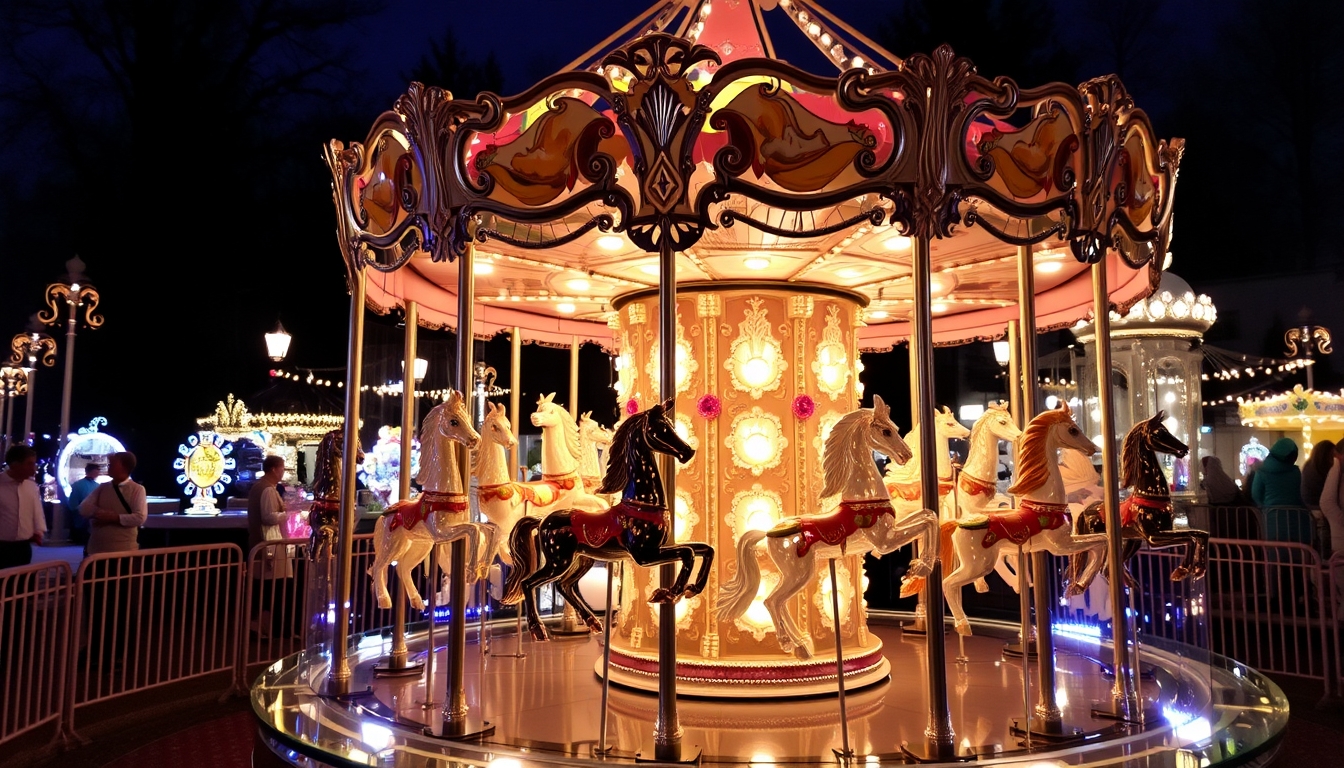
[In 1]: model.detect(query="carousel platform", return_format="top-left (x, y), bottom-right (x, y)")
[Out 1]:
top-left (250, 614), bottom-right (1286, 767)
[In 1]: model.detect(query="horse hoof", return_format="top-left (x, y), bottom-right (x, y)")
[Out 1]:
top-left (1170, 567), bottom-right (1190, 581)
top-left (954, 619), bottom-right (972, 637)
top-left (682, 584), bottom-right (704, 598)
top-left (585, 617), bottom-right (604, 633)
top-left (909, 560), bottom-right (932, 579)
top-left (648, 588), bottom-right (677, 604)
top-left (376, 596), bottom-right (392, 610)
top-left (530, 625), bottom-right (550, 642)
top-left (793, 644), bottom-right (814, 661)
top-left (973, 578), bottom-right (989, 594)
top-left (1064, 584), bottom-right (1084, 598)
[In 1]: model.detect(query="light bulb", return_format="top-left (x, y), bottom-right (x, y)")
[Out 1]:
top-left (742, 356), bottom-right (772, 387)
top-left (744, 432), bottom-right (773, 464)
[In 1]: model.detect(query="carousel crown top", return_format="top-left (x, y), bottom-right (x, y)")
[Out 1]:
top-left (326, 0), bottom-right (1182, 351)
top-left (1071, 270), bottom-right (1216, 342)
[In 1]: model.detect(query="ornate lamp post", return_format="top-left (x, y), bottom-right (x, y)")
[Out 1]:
top-left (9, 332), bottom-right (57, 446)
top-left (1284, 308), bottom-right (1331, 390)
top-left (0, 367), bottom-right (28, 452)
top-left (38, 266), bottom-right (103, 544)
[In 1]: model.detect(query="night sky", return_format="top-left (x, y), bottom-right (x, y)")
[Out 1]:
top-left (0, 0), bottom-right (1339, 494)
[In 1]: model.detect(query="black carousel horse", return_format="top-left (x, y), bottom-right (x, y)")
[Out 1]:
top-left (1067, 411), bottom-right (1208, 589)
top-left (501, 398), bottom-right (714, 641)
top-left (308, 428), bottom-right (363, 561)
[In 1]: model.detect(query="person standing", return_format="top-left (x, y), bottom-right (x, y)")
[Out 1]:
top-left (247, 455), bottom-right (293, 637)
top-left (1200, 455), bottom-right (1241, 505)
top-left (66, 462), bottom-right (101, 548)
top-left (0, 445), bottom-right (46, 569)
top-left (79, 452), bottom-right (147, 554)
top-left (1252, 437), bottom-right (1309, 544)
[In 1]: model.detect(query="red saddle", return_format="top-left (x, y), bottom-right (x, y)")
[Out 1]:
top-left (385, 490), bottom-right (469, 532)
top-left (1119, 494), bottom-right (1170, 527)
top-left (570, 501), bottom-right (665, 548)
top-left (786, 499), bottom-right (894, 558)
top-left (973, 499), bottom-right (1068, 549)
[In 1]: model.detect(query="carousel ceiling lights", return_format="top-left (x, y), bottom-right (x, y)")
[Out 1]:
top-left (596, 235), bottom-right (625, 251)
top-left (743, 256), bottom-right (772, 270)
top-left (726, 298), bottom-right (785, 397)
top-left (566, 278), bottom-right (592, 292)
top-left (727, 407), bottom-right (786, 475)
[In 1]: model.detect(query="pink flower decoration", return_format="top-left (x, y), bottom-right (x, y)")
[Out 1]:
top-left (697, 394), bottom-right (721, 420)
top-left (792, 395), bottom-right (816, 421)
top-left (625, 397), bottom-right (640, 415)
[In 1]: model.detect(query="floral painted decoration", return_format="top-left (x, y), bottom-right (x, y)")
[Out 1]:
top-left (792, 394), bottom-right (816, 421)
top-left (697, 393), bottom-right (721, 420)
top-left (626, 397), bottom-right (640, 415)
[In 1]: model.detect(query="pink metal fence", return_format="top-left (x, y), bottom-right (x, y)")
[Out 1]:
top-left (64, 544), bottom-right (244, 735)
top-left (0, 561), bottom-right (72, 747)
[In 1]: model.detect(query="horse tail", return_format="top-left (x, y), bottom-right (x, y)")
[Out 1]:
top-left (716, 530), bottom-right (767, 623)
top-left (501, 516), bottom-right (541, 605)
top-left (901, 520), bottom-right (958, 596)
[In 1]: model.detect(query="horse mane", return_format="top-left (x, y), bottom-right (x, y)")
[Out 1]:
top-left (968, 409), bottom-right (998, 448)
top-left (311, 430), bottom-right (340, 498)
top-left (1120, 418), bottom-right (1148, 489)
top-left (885, 421), bottom-right (921, 482)
top-left (821, 408), bottom-right (872, 498)
top-left (1007, 408), bottom-right (1071, 496)
top-left (545, 403), bottom-right (583, 461)
top-left (416, 402), bottom-right (447, 485)
top-left (598, 409), bottom-right (647, 495)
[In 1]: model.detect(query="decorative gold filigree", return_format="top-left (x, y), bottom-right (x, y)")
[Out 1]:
top-left (647, 312), bottom-right (697, 395)
top-left (725, 298), bottom-right (786, 398)
top-left (812, 305), bottom-right (851, 400)
top-left (38, 282), bottom-right (103, 330)
top-left (9, 332), bottom-right (57, 368)
top-left (726, 407), bottom-right (787, 476)
top-left (697, 293), bottom-right (722, 318)
top-left (728, 483), bottom-right (785, 543)
top-left (628, 302), bottom-right (647, 326)
top-left (0, 367), bottom-right (29, 397)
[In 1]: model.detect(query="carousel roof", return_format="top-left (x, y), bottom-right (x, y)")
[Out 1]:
top-left (1071, 270), bottom-right (1216, 342)
top-left (332, 0), bottom-right (1181, 350)
top-left (1239, 384), bottom-right (1344, 432)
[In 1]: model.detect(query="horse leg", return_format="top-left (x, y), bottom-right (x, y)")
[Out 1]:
top-left (401, 540), bottom-right (434, 611)
top-left (519, 523), bottom-right (579, 641)
top-left (992, 553), bottom-right (1019, 594)
top-left (1043, 531), bottom-right (1110, 597)
top-left (557, 557), bottom-right (602, 632)
top-left (634, 544), bottom-right (696, 604)
top-left (368, 519), bottom-right (393, 609)
top-left (682, 543), bottom-right (716, 597)
top-left (1119, 539), bottom-right (1142, 590)
top-left (763, 540), bottom-right (817, 659)
top-left (1147, 530), bottom-right (1209, 581)
top-left (942, 532), bottom-right (991, 635)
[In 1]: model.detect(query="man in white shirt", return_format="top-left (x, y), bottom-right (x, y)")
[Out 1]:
top-left (80, 451), bottom-right (148, 555)
top-left (0, 445), bottom-right (46, 570)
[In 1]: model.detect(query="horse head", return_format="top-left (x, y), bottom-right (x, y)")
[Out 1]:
top-left (869, 395), bottom-right (912, 464)
top-left (482, 401), bottom-right (516, 449)
top-left (1144, 411), bottom-right (1188, 458)
top-left (530, 392), bottom-right (560, 428)
top-left (936, 405), bottom-right (971, 441)
top-left (645, 398), bottom-right (695, 465)
top-left (579, 411), bottom-right (614, 448)
top-left (977, 401), bottom-right (1021, 444)
top-left (1050, 401), bottom-right (1096, 456)
top-left (429, 389), bottom-right (481, 449)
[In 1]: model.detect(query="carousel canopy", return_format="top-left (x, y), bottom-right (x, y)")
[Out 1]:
top-left (1239, 383), bottom-right (1344, 433)
top-left (330, 0), bottom-right (1181, 350)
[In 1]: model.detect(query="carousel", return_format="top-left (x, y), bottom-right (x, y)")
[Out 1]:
top-left (249, 1), bottom-right (1287, 766)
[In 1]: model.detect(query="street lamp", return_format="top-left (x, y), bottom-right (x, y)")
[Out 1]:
top-left (992, 340), bottom-right (1011, 367)
top-left (0, 367), bottom-right (28, 454)
top-left (38, 258), bottom-right (103, 544)
top-left (265, 321), bottom-right (293, 362)
top-left (1284, 308), bottom-right (1331, 390)
top-left (8, 331), bottom-right (56, 446)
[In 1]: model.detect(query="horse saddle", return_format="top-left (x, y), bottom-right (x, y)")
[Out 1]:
top-left (478, 478), bottom-right (566, 507)
top-left (1120, 494), bottom-right (1172, 528)
top-left (963, 500), bottom-right (1068, 549)
top-left (385, 491), bottom-right (469, 531)
top-left (570, 501), bottom-right (665, 548)
top-left (771, 499), bottom-right (894, 558)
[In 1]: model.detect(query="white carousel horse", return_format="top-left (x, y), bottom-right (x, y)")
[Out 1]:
top-left (955, 403), bottom-right (1024, 592)
top-left (368, 390), bottom-right (499, 610)
top-left (717, 395), bottom-right (938, 660)
top-left (885, 406), bottom-right (970, 521)
top-left (926, 403), bottom-right (1110, 636)
top-left (577, 411), bottom-right (614, 494)
top-left (955, 402), bottom-right (1019, 518)
top-left (475, 400), bottom-right (608, 564)
top-left (528, 393), bottom-right (609, 513)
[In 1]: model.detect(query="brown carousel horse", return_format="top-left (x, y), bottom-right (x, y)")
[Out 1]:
top-left (308, 428), bottom-right (363, 561)
top-left (501, 399), bottom-right (712, 641)
top-left (1066, 411), bottom-right (1208, 590)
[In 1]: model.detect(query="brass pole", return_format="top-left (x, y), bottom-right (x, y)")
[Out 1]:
top-left (329, 269), bottom-right (367, 695)
top-left (907, 299), bottom-right (927, 633)
top-left (653, 239), bottom-right (682, 761)
top-left (443, 242), bottom-right (479, 734)
top-left (912, 233), bottom-right (955, 757)
top-left (21, 365), bottom-right (35, 445)
top-left (1006, 319), bottom-right (1026, 651)
top-left (391, 301), bottom-right (419, 670)
top-left (1092, 260), bottom-right (1138, 716)
top-left (1017, 245), bottom-right (1061, 728)
top-left (510, 327), bottom-right (522, 479)
top-left (570, 335), bottom-right (580, 419)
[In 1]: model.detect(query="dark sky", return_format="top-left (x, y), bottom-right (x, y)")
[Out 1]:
top-left (0, 0), bottom-right (1337, 494)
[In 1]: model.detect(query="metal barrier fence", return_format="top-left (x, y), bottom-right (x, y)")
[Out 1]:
top-left (0, 561), bottom-right (72, 748)
top-left (1182, 504), bottom-right (1263, 541)
top-left (64, 544), bottom-right (244, 735)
